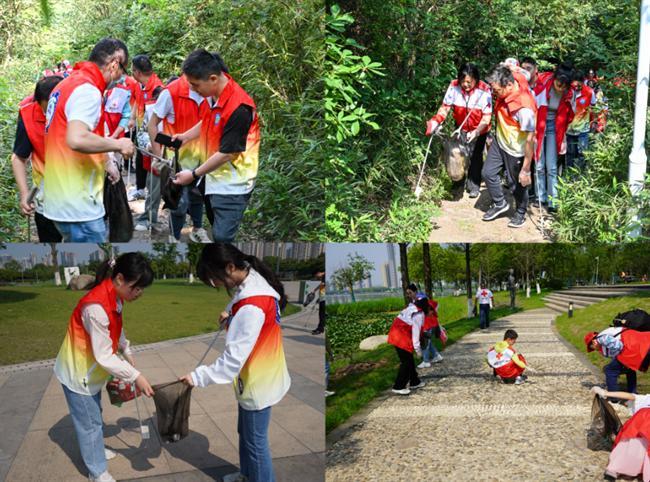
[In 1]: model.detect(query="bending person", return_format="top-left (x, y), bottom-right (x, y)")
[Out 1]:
top-left (54, 253), bottom-right (155, 482)
top-left (180, 244), bottom-right (291, 482)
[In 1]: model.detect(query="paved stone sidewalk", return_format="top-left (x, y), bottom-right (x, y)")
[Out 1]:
top-left (327, 308), bottom-right (622, 481)
top-left (0, 309), bottom-right (324, 482)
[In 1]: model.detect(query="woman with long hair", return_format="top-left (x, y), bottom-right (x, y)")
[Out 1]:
top-left (54, 253), bottom-right (155, 482)
top-left (180, 243), bottom-right (291, 482)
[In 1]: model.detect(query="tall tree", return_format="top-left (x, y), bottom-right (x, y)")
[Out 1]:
top-left (465, 243), bottom-right (472, 318)
top-left (330, 253), bottom-right (373, 302)
top-left (423, 243), bottom-right (432, 298)
top-left (399, 243), bottom-right (410, 304)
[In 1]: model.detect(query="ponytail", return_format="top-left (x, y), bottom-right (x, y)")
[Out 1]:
top-left (93, 252), bottom-right (154, 289)
top-left (243, 254), bottom-right (287, 310)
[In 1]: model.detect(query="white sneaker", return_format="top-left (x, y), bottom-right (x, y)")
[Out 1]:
top-left (134, 223), bottom-right (148, 232)
top-left (410, 381), bottom-right (426, 390)
top-left (104, 448), bottom-right (116, 460)
top-left (89, 471), bottom-right (115, 482)
top-left (515, 376), bottom-right (525, 385)
top-left (189, 227), bottom-right (211, 243)
top-left (432, 354), bottom-right (443, 363)
top-left (222, 473), bottom-right (248, 482)
top-left (127, 189), bottom-right (145, 202)
top-left (325, 390), bottom-right (335, 397)
top-left (391, 388), bottom-right (411, 395)
top-left (417, 361), bottom-right (431, 369)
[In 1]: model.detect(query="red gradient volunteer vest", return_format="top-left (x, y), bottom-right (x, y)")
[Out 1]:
top-left (494, 70), bottom-right (537, 157)
top-left (423, 300), bottom-right (439, 331)
top-left (533, 71), bottom-right (574, 160)
top-left (201, 74), bottom-right (261, 194)
top-left (387, 305), bottom-right (421, 353)
top-left (567, 83), bottom-right (595, 135)
top-left (54, 278), bottom-right (123, 395)
top-left (230, 295), bottom-right (290, 409)
top-left (618, 330), bottom-right (650, 372)
top-left (19, 102), bottom-right (47, 188)
top-left (162, 75), bottom-right (205, 169)
top-left (614, 409), bottom-right (650, 455)
top-left (142, 73), bottom-right (163, 107)
top-left (104, 79), bottom-right (132, 137)
top-left (43, 61), bottom-right (107, 222)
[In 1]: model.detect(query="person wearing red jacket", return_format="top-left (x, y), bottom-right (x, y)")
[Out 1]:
top-left (586, 328), bottom-right (650, 373)
top-left (566, 70), bottom-right (597, 172)
top-left (532, 63), bottom-right (575, 213)
top-left (11, 75), bottom-right (63, 241)
top-left (482, 64), bottom-right (537, 228)
top-left (418, 298), bottom-right (443, 368)
top-left (425, 63), bottom-right (492, 198)
top-left (387, 293), bottom-right (430, 395)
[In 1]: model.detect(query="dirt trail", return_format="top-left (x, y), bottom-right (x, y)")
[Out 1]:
top-left (429, 184), bottom-right (552, 243)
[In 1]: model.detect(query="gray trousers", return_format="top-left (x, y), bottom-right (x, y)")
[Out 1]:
top-left (482, 141), bottom-right (529, 215)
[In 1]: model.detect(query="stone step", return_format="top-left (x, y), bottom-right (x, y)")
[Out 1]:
top-left (545, 292), bottom-right (606, 305)
top-left (545, 300), bottom-right (570, 314)
top-left (559, 289), bottom-right (638, 298)
top-left (543, 296), bottom-right (593, 309)
top-left (568, 283), bottom-right (650, 291)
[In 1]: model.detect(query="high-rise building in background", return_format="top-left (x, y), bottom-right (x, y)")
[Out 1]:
top-left (387, 244), bottom-right (399, 288)
top-left (89, 250), bottom-right (105, 263)
top-left (382, 263), bottom-right (392, 288)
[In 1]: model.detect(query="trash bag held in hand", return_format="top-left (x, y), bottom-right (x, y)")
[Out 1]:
top-left (612, 309), bottom-right (650, 332)
top-left (587, 395), bottom-right (622, 451)
top-left (443, 131), bottom-right (475, 182)
top-left (160, 163), bottom-right (183, 211)
top-left (103, 175), bottom-right (133, 242)
top-left (303, 292), bottom-right (315, 307)
top-left (152, 381), bottom-right (192, 443)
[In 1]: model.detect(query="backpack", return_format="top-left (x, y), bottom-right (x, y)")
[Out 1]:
top-left (612, 309), bottom-right (650, 332)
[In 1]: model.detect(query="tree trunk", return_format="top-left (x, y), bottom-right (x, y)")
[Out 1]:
top-left (348, 282), bottom-right (356, 302)
top-left (399, 243), bottom-right (410, 305)
top-left (465, 243), bottom-right (472, 318)
top-left (423, 244), bottom-right (432, 298)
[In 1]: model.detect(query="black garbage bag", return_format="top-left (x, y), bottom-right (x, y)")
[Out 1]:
top-left (587, 395), bottom-right (622, 451)
top-left (103, 175), bottom-right (133, 242)
top-left (160, 164), bottom-right (183, 211)
top-left (612, 309), bottom-right (650, 332)
top-left (152, 381), bottom-right (192, 443)
top-left (303, 292), bottom-right (315, 307)
top-left (443, 132), bottom-right (475, 182)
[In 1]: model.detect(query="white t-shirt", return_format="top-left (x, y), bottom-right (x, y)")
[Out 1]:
top-left (63, 83), bottom-right (102, 130)
top-left (632, 394), bottom-right (650, 414)
top-left (514, 108), bottom-right (536, 132)
top-left (152, 88), bottom-right (204, 124)
top-left (476, 289), bottom-right (493, 305)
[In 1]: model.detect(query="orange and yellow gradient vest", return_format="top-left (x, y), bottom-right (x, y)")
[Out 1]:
top-left (494, 70), bottom-right (537, 158)
top-left (200, 74), bottom-right (260, 195)
top-left (43, 62), bottom-right (107, 222)
top-left (54, 278), bottom-right (123, 396)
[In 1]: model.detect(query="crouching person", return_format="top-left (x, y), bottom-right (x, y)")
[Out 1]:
top-left (487, 329), bottom-right (529, 384)
top-left (54, 253), bottom-right (155, 482)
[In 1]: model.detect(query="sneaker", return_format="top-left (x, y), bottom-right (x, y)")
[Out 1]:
top-left (391, 388), bottom-right (411, 395)
top-left (311, 329), bottom-right (323, 335)
top-left (410, 381), bottom-right (426, 390)
top-left (189, 227), bottom-right (211, 243)
top-left (417, 361), bottom-right (431, 369)
top-left (507, 212), bottom-right (526, 228)
top-left (431, 354), bottom-right (443, 363)
top-left (104, 448), bottom-right (116, 460)
top-left (325, 390), bottom-right (335, 397)
top-left (482, 202), bottom-right (509, 221)
top-left (222, 473), bottom-right (248, 482)
top-left (127, 189), bottom-right (145, 202)
top-left (469, 189), bottom-right (480, 198)
top-left (89, 471), bottom-right (116, 482)
top-left (134, 223), bottom-right (148, 232)
top-left (514, 376), bottom-right (525, 385)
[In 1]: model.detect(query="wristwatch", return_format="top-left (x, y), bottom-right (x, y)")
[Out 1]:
top-left (191, 168), bottom-right (198, 180)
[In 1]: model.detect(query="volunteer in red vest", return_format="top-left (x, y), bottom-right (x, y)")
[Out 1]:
top-left (11, 75), bottom-right (63, 242)
top-left (532, 62), bottom-right (575, 213)
top-left (426, 62), bottom-right (492, 198)
top-left (520, 57), bottom-right (539, 91)
top-left (103, 76), bottom-right (133, 181)
top-left (180, 244), bottom-right (291, 482)
top-left (387, 293), bottom-right (429, 395)
top-left (172, 49), bottom-right (260, 243)
top-left (566, 70), bottom-right (597, 171)
top-left (487, 329), bottom-right (529, 384)
top-left (418, 297), bottom-right (443, 368)
top-left (482, 64), bottom-right (537, 228)
top-left (42, 37), bottom-right (134, 242)
top-left (128, 55), bottom-right (164, 200)
top-left (54, 253), bottom-right (155, 482)
top-left (147, 73), bottom-right (210, 243)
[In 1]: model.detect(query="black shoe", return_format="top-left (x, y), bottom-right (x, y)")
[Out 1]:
top-left (469, 189), bottom-right (480, 198)
top-left (547, 206), bottom-right (557, 214)
top-left (311, 329), bottom-right (323, 335)
top-left (482, 202), bottom-right (509, 221)
top-left (508, 212), bottom-right (526, 228)
top-left (603, 471), bottom-right (616, 481)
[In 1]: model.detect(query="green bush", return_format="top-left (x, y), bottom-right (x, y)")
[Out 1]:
top-left (327, 296), bottom-right (405, 316)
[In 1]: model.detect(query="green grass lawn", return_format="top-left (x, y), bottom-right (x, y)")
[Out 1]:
top-left (555, 291), bottom-right (650, 392)
top-left (326, 289), bottom-right (550, 433)
top-left (0, 280), bottom-right (300, 365)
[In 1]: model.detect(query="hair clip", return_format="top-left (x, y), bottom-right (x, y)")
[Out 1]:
top-left (109, 258), bottom-right (116, 268)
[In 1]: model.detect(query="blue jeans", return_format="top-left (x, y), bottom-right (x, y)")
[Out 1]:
top-left (170, 185), bottom-right (204, 239)
top-left (54, 217), bottom-right (107, 242)
top-left (61, 384), bottom-right (106, 478)
top-left (422, 329), bottom-right (440, 362)
top-left (535, 118), bottom-right (559, 208)
top-left (208, 193), bottom-right (252, 242)
top-left (604, 358), bottom-right (637, 393)
top-left (238, 404), bottom-right (274, 482)
top-left (325, 357), bottom-right (330, 388)
top-left (479, 304), bottom-right (490, 329)
top-left (566, 132), bottom-right (589, 171)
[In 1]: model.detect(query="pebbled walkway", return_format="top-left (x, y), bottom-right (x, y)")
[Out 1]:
top-left (326, 308), bottom-right (619, 481)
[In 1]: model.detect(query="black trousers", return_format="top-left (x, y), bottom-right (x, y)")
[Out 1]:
top-left (394, 347), bottom-right (420, 390)
top-left (466, 133), bottom-right (488, 192)
top-left (482, 141), bottom-right (529, 215)
top-left (35, 212), bottom-right (62, 242)
top-left (135, 150), bottom-right (147, 190)
top-left (316, 301), bottom-right (325, 332)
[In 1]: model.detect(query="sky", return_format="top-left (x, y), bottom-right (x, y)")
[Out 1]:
top-left (325, 243), bottom-right (399, 286)
top-left (0, 243), bottom-right (185, 264)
